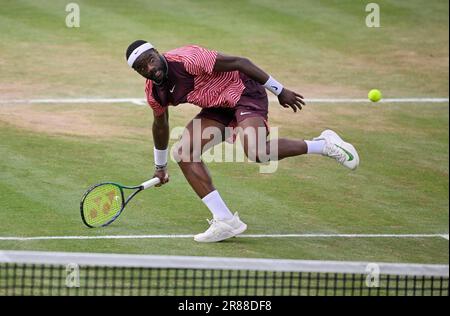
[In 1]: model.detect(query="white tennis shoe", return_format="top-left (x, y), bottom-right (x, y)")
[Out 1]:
top-left (194, 212), bottom-right (247, 243)
top-left (313, 129), bottom-right (360, 170)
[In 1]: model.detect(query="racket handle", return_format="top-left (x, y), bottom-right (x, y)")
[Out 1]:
top-left (141, 177), bottom-right (161, 190)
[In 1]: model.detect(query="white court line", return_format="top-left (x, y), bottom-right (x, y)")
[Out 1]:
top-left (0, 97), bottom-right (448, 105)
top-left (0, 233), bottom-right (448, 241)
top-left (0, 98), bottom-right (148, 105)
top-left (302, 98), bottom-right (449, 103)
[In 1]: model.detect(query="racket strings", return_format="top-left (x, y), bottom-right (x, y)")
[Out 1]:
top-left (82, 184), bottom-right (123, 227)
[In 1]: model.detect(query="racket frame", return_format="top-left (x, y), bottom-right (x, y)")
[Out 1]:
top-left (80, 178), bottom-right (160, 228)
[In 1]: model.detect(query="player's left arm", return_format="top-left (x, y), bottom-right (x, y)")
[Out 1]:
top-left (152, 109), bottom-right (170, 187)
top-left (213, 54), bottom-right (305, 112)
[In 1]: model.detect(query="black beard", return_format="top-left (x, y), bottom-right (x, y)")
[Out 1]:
top-left (153, 55), bottom-right (168, 86)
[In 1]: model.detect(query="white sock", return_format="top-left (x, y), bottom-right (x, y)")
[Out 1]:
top-left (201, 190), bottom-right (234, 220)
top-left (305, 140), bottom-right (325, 155)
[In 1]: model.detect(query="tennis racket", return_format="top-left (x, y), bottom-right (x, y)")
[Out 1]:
top-left (80, 178), bottom-right (160, 228)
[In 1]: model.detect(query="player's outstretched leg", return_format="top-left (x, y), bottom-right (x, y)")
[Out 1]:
top-left (312, 129), bottom-right (360, 170)
top-left (236, 116), bottom-right (359, 170)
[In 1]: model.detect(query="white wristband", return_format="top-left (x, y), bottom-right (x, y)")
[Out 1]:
top-left (154, 147), bottom-right (168, 166)
top-left (264, 76), bottom-right (284, 96)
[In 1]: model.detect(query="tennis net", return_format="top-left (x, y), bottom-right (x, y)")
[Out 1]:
top-left (0, 250), bottom-right (448, 296)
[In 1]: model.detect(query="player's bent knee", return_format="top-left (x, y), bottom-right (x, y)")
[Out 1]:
top-left (244, 147), bottom-right (269, 164)
top-left (173, 143), bottom-right (202, 163)
top-left (172, 145), bottom-right (182, 163)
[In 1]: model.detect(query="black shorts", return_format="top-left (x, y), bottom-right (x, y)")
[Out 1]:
top-left (194, 73), bottom-right (269, 127)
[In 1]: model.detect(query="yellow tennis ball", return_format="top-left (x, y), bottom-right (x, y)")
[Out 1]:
top-left (368, 89), bottom-right (382, 102)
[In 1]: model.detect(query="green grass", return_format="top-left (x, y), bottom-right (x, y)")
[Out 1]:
top-left (0, 102), bottom-right (448, 263)
top-left (0, 0), bottom-right (448, 265)
top-left (0, 0), bottom-right (448, 97)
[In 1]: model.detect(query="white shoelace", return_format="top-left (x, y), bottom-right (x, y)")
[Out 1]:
top-left (207, 218), bottom-right (217, 226)
top-left (325, 143), bottom-right (347, 163)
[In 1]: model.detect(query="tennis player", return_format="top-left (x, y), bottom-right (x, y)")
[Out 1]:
top-left (125, 40), bottom-right (359, 242)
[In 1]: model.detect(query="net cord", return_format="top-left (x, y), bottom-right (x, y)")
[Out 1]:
top-left (0, 250), bottom-right (447, 277)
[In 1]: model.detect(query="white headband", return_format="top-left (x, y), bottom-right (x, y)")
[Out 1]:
top-left (127, 42), bottom-right (154, 67)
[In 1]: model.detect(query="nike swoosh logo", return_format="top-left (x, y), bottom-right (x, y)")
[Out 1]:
top-left (335, 144), bottom-right (354, 161)
top-left (169, 85), bottom-right (176, 93)
top-left (270, 85), bottom-right (278, 91)
top-left (240, 111), bottom-right (252, 115)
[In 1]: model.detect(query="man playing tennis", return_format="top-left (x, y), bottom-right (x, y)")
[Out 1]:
top-left (125, 40), bottom-right (359, 243)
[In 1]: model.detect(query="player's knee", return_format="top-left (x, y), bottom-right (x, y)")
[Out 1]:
top-left (244, 147), bottom-right (269, 164)
top-left (173, 143), bottom-right (201, 163)
top-left (172, 145), bottom-right (182, 163)
top-left (173, 145), bottom-right (192, 163)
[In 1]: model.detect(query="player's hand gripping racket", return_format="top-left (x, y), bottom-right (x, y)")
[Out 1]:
top-left (80, 178), bottom-right (160, 228)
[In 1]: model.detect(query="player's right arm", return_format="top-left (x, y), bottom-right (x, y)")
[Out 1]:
top-left (152, 110), bottom-right (170, 186)
top-left (213, 54), bottom-right (305, 112)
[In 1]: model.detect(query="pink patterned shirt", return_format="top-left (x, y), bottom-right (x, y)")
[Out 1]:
top-left (145, 45), bottom-right (246, 116)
